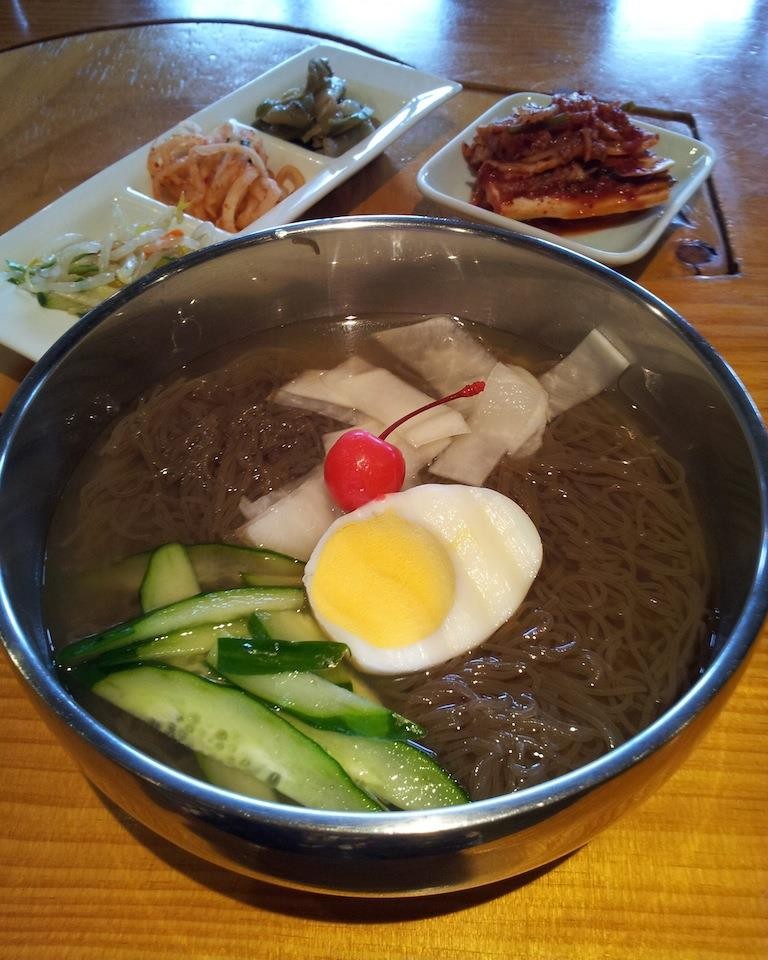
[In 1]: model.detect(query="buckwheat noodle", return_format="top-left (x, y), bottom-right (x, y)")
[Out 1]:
top-left (69, 353), bottom-right (334, 563)
top-left (374, 397), bottom-right (712, 799)
top-left (51, 345), bottom-right (712, 802)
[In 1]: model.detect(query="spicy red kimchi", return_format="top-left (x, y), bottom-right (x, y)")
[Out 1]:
top-left (462, 93), bottom-right (674, 221)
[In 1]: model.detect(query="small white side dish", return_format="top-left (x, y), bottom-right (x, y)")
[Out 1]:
top-left (417, 92), bottom-right (716, 267)
top-left (0, 43), bottom-right (461, 361)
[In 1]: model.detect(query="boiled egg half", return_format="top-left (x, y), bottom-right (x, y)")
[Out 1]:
top-left (303, 484), bottom-right (542, 675)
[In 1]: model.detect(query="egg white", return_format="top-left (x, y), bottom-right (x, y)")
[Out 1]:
top-left (303, 484), bottom-right (543, 675)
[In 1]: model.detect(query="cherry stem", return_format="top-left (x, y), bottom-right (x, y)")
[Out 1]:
top-left (378, 380), bottom-right (486, 441)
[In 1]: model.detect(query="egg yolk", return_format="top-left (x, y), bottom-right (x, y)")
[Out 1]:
top-left (309, 510), bottom-right (455, 649)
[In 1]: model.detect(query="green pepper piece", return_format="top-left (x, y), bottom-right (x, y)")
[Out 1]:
top-left (215, 634), bottom-right (349, 675)
top-left (326, 105), bottom-right (375, 136)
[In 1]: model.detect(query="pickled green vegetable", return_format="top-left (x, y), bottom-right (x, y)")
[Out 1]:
top-left (254, 57), bottom-right (378, 157)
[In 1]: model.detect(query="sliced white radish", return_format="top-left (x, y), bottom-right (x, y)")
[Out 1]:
top-left (239, 422), bottom-right (451, 561)
top-left (373, 315), bottom-right (496, 409)
top-left (429, 363), bottom-right (548, 484)
top-left (427, 433), bottom-right (509, 486)
top-left (315, 356), bottom-right (374, 396)
top-left (540, 329), bottom-right (630, 419)
top-left (238, 470), bottom-right (310, 522)
top-left (272, 368), bottom-right (357, 423)
top-left (274, 355), bottom-right (469, 447)
top-left (239, 488), bottom-right (285, 521)
top-left (238, 467), bottom-right (341, 561)
top-left (395, 432), bottom-right (452, 480)
top-left (327, 367), bottom-right (469, 448)
top-left (515, 421), bottom-right (547, 459)
top-left (254, 329), bottom-right (630, 553)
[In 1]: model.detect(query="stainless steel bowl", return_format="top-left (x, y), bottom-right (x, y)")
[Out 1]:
top-left (1, 216), bottom-right (766, 897)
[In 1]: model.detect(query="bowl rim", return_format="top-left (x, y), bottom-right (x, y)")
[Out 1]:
top-left (1, 214), bottom-right (767, 838)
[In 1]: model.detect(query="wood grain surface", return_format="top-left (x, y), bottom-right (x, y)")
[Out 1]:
top-left (0, 7), bottom-right (766, 960)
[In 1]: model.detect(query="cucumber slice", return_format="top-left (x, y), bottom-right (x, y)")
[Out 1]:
top-left (196, 752), bottom-right (281, 803)
top-left (209, 651), bottom-right (423, 740)
top-left (240, 571), bottom-right (303, 589)
top-left (36, 285), bottom-right (116, 315)
top-left (94, 619), bottom-right (253, 667)
top-left (91, 665), bottom-right (380, 811)
top-left (140, 543), bottom-right (200, 612)
top-left (285, 716), bottom-right (469, 810)
top-left (58, 586), bottom-right (304, 666)
top-left (72, 543), bottom-right (304, 610)
top-left (315, 666), bottom-right (354, 691)
top-left (254, 609), bottom-right (328, 642)
top-left (189, 544), bottom-right (303, 588)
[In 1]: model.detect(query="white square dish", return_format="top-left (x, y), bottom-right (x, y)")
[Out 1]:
top-left (417, 92), bottom-right (716, 267)
top-left (0, 43), bottom-right (461, 361)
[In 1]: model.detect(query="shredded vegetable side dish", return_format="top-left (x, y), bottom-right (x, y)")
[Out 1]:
top-left (148, 119), bottom-right (305, 232)
top-left (2, 201), bottom-right (215, 317)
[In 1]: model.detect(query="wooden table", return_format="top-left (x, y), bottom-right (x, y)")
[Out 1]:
top-left (0, 8), bottom-right (766, 960)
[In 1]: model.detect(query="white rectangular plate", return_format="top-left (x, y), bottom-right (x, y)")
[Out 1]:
top-left (417, 92), bottom-right (716, 267)
top-left (0, 42), bottom-right (461, 361)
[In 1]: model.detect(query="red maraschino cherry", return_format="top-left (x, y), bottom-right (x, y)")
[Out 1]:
top-left (324, 380), bottom-right (486, 512)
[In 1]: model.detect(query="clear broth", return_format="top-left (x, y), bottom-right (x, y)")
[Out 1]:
top-left (46, 315), bottom-right (716, 801)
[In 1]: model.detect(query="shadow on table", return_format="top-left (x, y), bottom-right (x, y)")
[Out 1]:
top-left (97, 787), bottom-right (571, 922)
